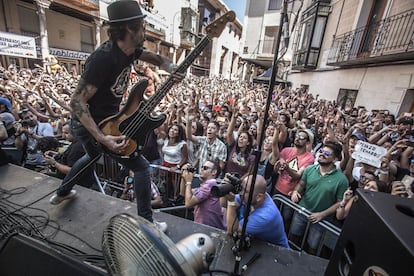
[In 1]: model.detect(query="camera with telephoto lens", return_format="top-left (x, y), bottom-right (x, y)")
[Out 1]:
top-left (211, 174), bottom-right (243, 198)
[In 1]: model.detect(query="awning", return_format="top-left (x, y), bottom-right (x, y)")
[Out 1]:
top-left (241, 57), bottom-right (273, 69)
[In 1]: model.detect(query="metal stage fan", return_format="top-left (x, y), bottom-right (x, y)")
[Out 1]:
top-left (102, 213), bottom-right (216, 276)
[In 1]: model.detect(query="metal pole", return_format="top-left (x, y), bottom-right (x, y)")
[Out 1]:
top-left (232, 0), bottom-right (289, 274)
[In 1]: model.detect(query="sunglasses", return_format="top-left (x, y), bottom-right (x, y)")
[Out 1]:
top-left (18, 108), bottom-right (29, 115)
top-left (202, 165), bottom-right (213, 171)
top-left (295, 134), bottom-right (308, 141)
top-left (319, 149), bottom-right (332, 156)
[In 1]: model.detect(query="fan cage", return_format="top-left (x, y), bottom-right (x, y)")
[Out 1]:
top-left (102, 213), bottom-right (195, 276)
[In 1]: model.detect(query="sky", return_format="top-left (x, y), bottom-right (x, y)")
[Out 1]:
top-left (223, 0), bottom-right (247, 23)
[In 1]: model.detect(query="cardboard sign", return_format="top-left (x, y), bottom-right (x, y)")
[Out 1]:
top-left (352, 141), bottom-right (387, 168)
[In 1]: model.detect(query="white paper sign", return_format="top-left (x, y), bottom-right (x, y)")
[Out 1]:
top-left (0, 32), bottom-right (37, 58)
top-left (352, 141), bottom-right (387, 168)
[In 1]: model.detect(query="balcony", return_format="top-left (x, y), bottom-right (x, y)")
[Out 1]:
top-left (327, 9), bottom-right (414, 67)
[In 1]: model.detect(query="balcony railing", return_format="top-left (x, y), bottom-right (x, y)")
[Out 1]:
top-left (327, 9), bottom-right (414, 66)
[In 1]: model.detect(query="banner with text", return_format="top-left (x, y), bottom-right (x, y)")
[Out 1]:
top-left (0, 32), bottom-right (37, 58)
top-left (49, 48), bottom-right (90, 61)
top-left (352, 141), bottom-right (387, 168)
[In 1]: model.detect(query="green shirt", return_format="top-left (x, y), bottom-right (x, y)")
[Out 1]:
top-left (299, 164), bottom-right (348, 213)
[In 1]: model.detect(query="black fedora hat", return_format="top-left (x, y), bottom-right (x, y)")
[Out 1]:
top-left (107, 0), bottom-right (146, 23)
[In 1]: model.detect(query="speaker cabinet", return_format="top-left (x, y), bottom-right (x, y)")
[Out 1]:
top-left (0, 233), bottom-right (106, 276)
top-left (325, 189), bottom-right (414, 276)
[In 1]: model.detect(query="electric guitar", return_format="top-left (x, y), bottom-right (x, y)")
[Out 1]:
top-left (99, 11), bottom-right (235, 157)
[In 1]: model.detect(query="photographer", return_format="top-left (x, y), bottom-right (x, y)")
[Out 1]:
top-left (41, 122), bottom-right (94, 188)
top-left (181, 160), bottom-right (225, 230)
top-left (224, 174), bottom-right (289, 248)
top-left (14, 109), bottom-right (53, 171)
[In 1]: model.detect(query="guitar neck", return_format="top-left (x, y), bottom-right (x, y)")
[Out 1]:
top-left (145, 36), bottom-right (212, 111)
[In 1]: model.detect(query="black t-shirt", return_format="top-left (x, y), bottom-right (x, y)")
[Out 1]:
top-left (142, 131), bottom-right (160, 162)
top-left (81, 40), bottom-right (143, 123)
top-left (55, 140), bottom-right (94, 182)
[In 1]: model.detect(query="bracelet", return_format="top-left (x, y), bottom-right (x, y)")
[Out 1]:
top-left (227, 201), bottom-right (237, 206)
top-left (339, 201), bottom-right (346, 208)
top-left (185, 182), bottom-right (192, 186)
top-left (51, 160), bottom-right (57, 167)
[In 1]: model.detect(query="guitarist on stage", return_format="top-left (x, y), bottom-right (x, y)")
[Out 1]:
top-left (49, 0), bottom-right (183, 230)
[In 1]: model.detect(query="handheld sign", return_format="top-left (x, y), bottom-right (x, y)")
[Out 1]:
top-left (351, 141), bottom-right (387, 168)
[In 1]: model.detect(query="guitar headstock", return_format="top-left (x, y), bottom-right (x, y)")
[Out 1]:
top-left (205, 11), bottom-right (236, 39)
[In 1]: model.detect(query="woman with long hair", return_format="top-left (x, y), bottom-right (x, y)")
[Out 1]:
top-left (225, 106), bottom-right (255, 176)
top-left (161, 123), bottom-right (188, 201)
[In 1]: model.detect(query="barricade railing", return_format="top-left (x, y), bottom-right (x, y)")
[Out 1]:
top-left (273, 194), bottom-right (342, 258)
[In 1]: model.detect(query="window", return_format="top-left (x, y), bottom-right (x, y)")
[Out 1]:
top-left (262, 26), bottom-right (278, 54)
top-left (292, 1), bottom-right (330, 70)
top-left (17, 5), bottom-right (40, 59)
top-left (18, 5), bottom-right (40, 36)
top-left (268, 0), bottom-right (282, 10)
top-left (80, 25), bottom-right (94, 53)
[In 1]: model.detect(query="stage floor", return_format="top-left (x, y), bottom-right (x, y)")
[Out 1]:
top-left (0, 164), bottom-right (328, 275)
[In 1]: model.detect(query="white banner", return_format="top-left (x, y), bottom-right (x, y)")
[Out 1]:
top-left (352, 141), bottom-right (387, 168)
top-left (0, 32), bottom-right (37, 58)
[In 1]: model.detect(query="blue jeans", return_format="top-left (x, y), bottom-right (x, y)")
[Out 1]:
top-left (57, 119), bottom-right (153, 222)
top-left (289, 211), bottom-right (324, 250)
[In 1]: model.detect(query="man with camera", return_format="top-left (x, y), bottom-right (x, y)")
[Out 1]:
top-left (14, 109), bottom-right (54, 170)
top-left (42, 121), bottom-right (95, 188)
top-left (181, 160), bottom-right (225, 230)
top-left (224, 174), bottom-right (289, 248)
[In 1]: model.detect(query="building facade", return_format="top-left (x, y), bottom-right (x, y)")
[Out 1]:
top-left (0, 0), bottom-right (243, 79)
top-left (0, 0), bottom-right (101, 74)
top-left (240, 0), bottom-right (290, 81)
top-left (288, 0), bottom-right (414, 115)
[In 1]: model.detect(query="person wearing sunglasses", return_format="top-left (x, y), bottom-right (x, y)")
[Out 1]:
top-left (180, 160), bottom-right (225, 230)
top-left (273, 128), bottom-right (315, 199)
top-left (290, 142), bottom-right (348, 255)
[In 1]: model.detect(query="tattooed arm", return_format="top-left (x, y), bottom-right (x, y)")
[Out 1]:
top-left (70, 78), bottom-right (127, 153)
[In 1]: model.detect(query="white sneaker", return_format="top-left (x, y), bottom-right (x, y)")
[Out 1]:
top-left (153, 220), bottom-right (168, 233)
top-left (49, 190), bottom-right (77, 205)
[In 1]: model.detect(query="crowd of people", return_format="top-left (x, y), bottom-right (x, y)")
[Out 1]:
top-left (2, 58), bottom-right (413, 250)
top-left (1, 0), bottom-right (413, 255)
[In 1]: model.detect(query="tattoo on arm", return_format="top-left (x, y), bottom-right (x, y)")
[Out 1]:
top-left (71, 79), bottom-right (95, 119)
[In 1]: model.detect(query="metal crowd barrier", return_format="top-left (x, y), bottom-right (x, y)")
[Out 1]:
top-left (273, 194), bottom-right (342, 258)
top-left (94, 158), bottom-right (192, 215)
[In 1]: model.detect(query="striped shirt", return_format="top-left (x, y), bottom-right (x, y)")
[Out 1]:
top-left (196, 136), bottom-right (227, 172)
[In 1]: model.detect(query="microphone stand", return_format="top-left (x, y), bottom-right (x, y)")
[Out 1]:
top-left (231, 0), bottom-right (288, 274)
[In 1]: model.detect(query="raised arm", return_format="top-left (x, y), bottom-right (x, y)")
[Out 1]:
top-left (185, 109), bottom-right (199, 144)
top-left (226, 106), bottom-right (238, 147)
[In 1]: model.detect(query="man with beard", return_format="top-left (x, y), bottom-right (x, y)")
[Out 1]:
top-left (14, 109), bottom-right (53, 170)
top-left (48, 0), bottom-right (182, 232)
top-left (273, 128), bottom-right (315, 197)
top-left (290, 142), bottom-right (348, 254)
top-left (181, 160), bottom-right (225, 230)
